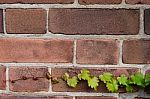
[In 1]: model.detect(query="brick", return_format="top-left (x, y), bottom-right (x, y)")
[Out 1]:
top-left (49, 9), bottom-right (140, 35)
top-left (51, 68), bottom-right (139, 92)
top-left (0, 38), bottom-right (73, 63)
top-left (79, 0), bottom-right (121, 4)
top-left (0, 10), bottom-right (3, 33)
top-left (123, 40), bottom-right (150, 64)
top-left (0, 0), bottom-right (74, 4)
top-left (0, 94), bottom-right (73, 99)
top-left (144, 9), bottom-right (150, 35)
top-left (126, 0), bottom-right (150, 4)
top-left (76, 39), bottom-right (118, 65)
top-left (0, 66), bottom-right (6, 90)
top-left (76, 96), bottom-right (117, 99)
top-left (6, 9), bottom-right (46, 34)
top-left (9, 66), bottom-right (49, 92)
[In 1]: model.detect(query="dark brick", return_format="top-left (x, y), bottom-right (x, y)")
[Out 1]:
top-left (0, 66), bottom-right (6, 90)
top-left (9, 66), bottom-right (49, 92)
top-left (51, 68), bottom-right (139, 92)
top-left (0, 0), bottom-right (74, 4)
top-left (77, 39), bottom-right (118, 65)
top-left (123, 39), bottom-right (150, 64)
top-left (79, 0), bottom-right (122, 4)
top-left (49, 9), bottom-right (140, 35)
top-left (6, 9), bottom-right (46, 34)
top-left (144, 9), bottom-right (150, 35)
top-left (76, 96), bottom-right (117, 99)
top-left (126, 0), bottom-right (150, 4)
top-left (0, 38), bottom-right (73, 63)
top-left (0, 10), bottom-right (3, 33)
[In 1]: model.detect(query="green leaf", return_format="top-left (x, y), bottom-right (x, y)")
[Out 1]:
top-left (126, 85), bottom-right (133, 93)
top-left (62, 73), bottom-right (70, 81)
top-left (87, 76), bottom-right (99, 91)
top-left (145, 74), bottom-right (150, 86)
top-left (130, 73), bottom-right (145, 88)
top-left (78, 69), bottom-right (90, 80)
top-left (67, 76), bottom-right (78, 88)
top-left (117, 75), bottom-right (128, 86)
top-left (106, 79), bottom-right (118, 93)
top-left (99, 73), bottom-right (112, 83)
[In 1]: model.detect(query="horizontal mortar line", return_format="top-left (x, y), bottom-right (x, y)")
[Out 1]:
top-left (0, 91), bottom-right (119, 97)
top-left (0, 34), bottom-right (149, 40)
top-left (0, 63), bottom-right (148, 68)
top-left (1, 4), bottom-right (150, 9)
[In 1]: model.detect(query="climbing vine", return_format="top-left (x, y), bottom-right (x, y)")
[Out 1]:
top-left (62, 69), bottom-right (150, 93)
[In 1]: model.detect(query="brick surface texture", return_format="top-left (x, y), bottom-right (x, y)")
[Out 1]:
top-left (0, 0), bottom-right (74, 4)
top-left (0, 0), bottom-right (149, 99)
top-left (0, 38), bottom-right (73, 63)
top-left (49, 9), bottom-right (140, 35)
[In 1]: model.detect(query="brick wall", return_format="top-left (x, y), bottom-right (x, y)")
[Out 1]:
top-left (0, 0), bottom-right (149, 99)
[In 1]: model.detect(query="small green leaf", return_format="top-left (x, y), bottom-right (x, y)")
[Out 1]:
top-left (87, 76), bottom-right (99, 91)
top-left (117, 75), bottom-right (128, 86)
top-left (67, 76), bottom-right (78, 88)
top-left (78, 69), bottom-right (90, 80)
top-left (145, 74), bottom-right (150, 86)
top-left (126, 85), bottom-right (133, 93)
top-left (106, 79), bottom-right (118, 93)
top-left (99, 73), bottom-right (112, 83)
top-left (130, 73), bottom-right (145, 88)
top-left (63, 73), bottom-right (70, 81)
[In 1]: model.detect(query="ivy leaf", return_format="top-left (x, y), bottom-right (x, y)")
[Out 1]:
top-left (117, 75), bottom-right (128, 86)
top-left (130, 73), bottom-right (145, 88)
top-left (145, 74), bottom-right (150, 86)
top-left (78, 69), bottom-right (90, 80)
top-left (67, 76), bottom-right (78, 88)
top-left (62, 73), bottom-right (70, 81)
top-left (99, 73), bottom-right (112, 83)
top-left (106, 79), bottom-right (118, 93)
top-left (126, 85), bottom-right (133, 93)
top-left (87, 76), bottom-right (99, 91)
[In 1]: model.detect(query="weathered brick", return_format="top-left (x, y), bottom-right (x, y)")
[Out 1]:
top-left (6, 9), bottom-right (46, 34)
top-left (49, 9), bottom-right (140, 35)
top-left (123, 40), bottom-right (150, 64)
top-left (9, 66), bottom-right (49, 92)
top-left (0, 10), bottom-right (3, 33)
top-left (77, 39), bottom-right (118, 65)
top-left (79, 0), bottom-right (122, 4)
top-left (0, 94), bottom-right (73, 99)
top-left (0, 0), bottom-right (74, 4)
top-left (76, 96), bottom-right (117, 99)
top-left (0, 38), bottom-right (73, 63)
top-left (51, 68), bottom-right (139, 92)
top-left (126, 0), bottom-right (150, 4)
top-left (0, 66), bottom-right (6, 90)
top-left (144, 9), bottom-right (150, 35)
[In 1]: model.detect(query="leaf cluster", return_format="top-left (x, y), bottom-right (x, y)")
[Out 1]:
top-left (62, 69), bottom-right (150, 93)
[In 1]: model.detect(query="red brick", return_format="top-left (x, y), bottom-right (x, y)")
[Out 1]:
top-left (49, 9), bottom-right (140, 35)
top-left (0, 10), bottom-right (3, 33)
top-left (76, 39), bottom-right (118, 65)
top-left (0, 66), bottom-right (6, 90)
top-left (0, 0), bottom-right (74, 4)
top-left (51, 68), bottom-right (139, 92)
top-left (123, 40), bottom-right (150, 64)
top-left (79, 0), bottom-right (121, 4)
top-left (144, 9), bottom-right (150, 35)
top-left (0, 94), bottom-right (73, 99)
top-left (9, 66), bottom-right (49, 92)
top-left (6, 9), bottom-right (46, 34)
top-left (0, 38), bottom-right (73, 63)
top-left (126, 0), bottom-right (150, 4)
top-left (76, 96), bottom-right (117, 99)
